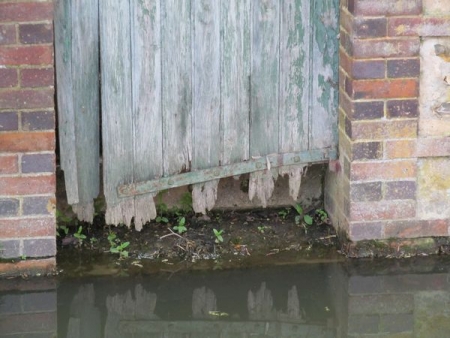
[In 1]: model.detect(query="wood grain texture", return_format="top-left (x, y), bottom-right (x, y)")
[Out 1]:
top-left (221, 0), bottom-right (251, 165)
top-left (100, 0), bottom-right (135, 225)
top-left (309, 0), bottom-right (339, 149)
top-left (192, 179), bottom-right (219, 214)
top-left (71, 0), bottom-right (100, 221)
top-left (279, 0), bottom-right (309, 153)
top-left (279, 165), bottom-right (306, 201)
top-left (249, 0), bottom-right (280, 205)
top-left (250, 0), bottom-right (280, 157)
top-left (191, 0), bottom-right (221, 213)
top-left (131, 0), bottom-right (161, 229)
top-left (71, 0), bottom-right (340, 222)
top-left (193, 0), bottom-right (220, 170)
top-left (161, 0), bottom-right (192, 176)
top-left (277, 0), bottom-right (311, 204)
top-left (55, 0), bottom-right (78, 204)
top-left (55, 0), bottom-right (99, 221)
top-left (248, 170), bottom-right (278, 208)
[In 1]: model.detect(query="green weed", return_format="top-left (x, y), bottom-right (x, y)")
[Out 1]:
top-left (108, 231), bottom-right (130, 259)
top-left (278, 208), bottom-right (290, 219)
top-left (316, 209), bottom-right (329, 223)
top-left (173, 217), bottom-right (187, 234)
top-left (156, 216), bottom-right (169, 224)
top-left (57, 225), bottom-right (69, 237)
top-left (257, 225), bottom-right (270, 234)
top-left (213, 229), bottom-right (224, 243)
top-left (73, 226), bottom-right (86, 246)
top-left (293, 204), bottom-right (313, 226)
top-left (110, 241), bottom-right (130, 258)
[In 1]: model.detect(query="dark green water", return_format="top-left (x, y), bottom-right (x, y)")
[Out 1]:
top-left (2, 256), bottom-right (450, 337)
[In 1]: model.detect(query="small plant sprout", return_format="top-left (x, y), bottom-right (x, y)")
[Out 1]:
top-left (303, 214), bottom-right (313, 226)
top-left (293, 204), bottom-right (314, 226)
top-left (73, 226), bottom-right (86, 245)
top-left (278, 208), bottom-right (290, 220)
top-left (110, 241), bottom-right (130, 259)
top-left (213, 229), bottom-right (224, 243)
top-left (173, 217), bottom-right (187, 234)
top-left (316, 209), bottom-right (329, 223)
top-left (107, 231), bottom-right (130, 259)
top-left (156, 215), bottom-right (169, 224)
top-left (257, 225), bottom-right (270, 234)
top-left (57, 225), bottom-right (69, 237)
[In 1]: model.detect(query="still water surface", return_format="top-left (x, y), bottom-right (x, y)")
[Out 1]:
top-left (1, 256), bottom-right (450, 337)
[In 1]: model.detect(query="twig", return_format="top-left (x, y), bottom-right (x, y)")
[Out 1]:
top-left (266, 249), bottom-right (279, 256)
top-left (160, 228), bottom-right (184, 240)
top-left (319, 235), bottom-right (337, 240)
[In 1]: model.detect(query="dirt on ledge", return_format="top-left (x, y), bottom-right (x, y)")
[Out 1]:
top-left (55, 206), bottom-right (343, 277)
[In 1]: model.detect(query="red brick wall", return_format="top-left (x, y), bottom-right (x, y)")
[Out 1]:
top-left (326, 0), bottom-right (450, 242)
top-left (0, 1), bottom-right (56, 261)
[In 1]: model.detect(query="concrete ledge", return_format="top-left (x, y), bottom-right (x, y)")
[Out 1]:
top-left (0, 257), bottom-right (56, 278)
top-left (342, 237), bottom-right (450, 258)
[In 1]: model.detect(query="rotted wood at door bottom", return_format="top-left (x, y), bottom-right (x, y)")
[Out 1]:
top-left (56, 0), bottom-right (339, 230)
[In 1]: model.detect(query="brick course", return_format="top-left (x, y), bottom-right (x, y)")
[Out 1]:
top-left (21, 68), bottom-right (54, 88)
top-left (0, 0), bottom-right (56, 261)
top-left (326, 0), bottom-right (450, 243)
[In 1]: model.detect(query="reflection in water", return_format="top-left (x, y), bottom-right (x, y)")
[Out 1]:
top-left (2, 258), bottom-right (450, 337)
top-left (247, 283), bottom-right (302, 323)
top-left (192, 287), bottom-right (217, 319)
top-left (105, 284), bottom-right (158, 338)
top-left (67, 284), bottom-right (100, 338)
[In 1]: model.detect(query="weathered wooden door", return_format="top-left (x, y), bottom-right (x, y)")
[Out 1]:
top-left (55, 0), bottom-right (339, 229)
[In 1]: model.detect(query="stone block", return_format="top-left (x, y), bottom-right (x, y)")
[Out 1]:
top-left (417, 158), bottom-right (450, 219)
top-left (419, 38), bottom-right (450, 137)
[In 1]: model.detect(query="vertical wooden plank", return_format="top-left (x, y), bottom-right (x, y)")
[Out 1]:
top-left (193, 0), bottom-right (220, 170)
top-left (70, 0), bottom-right (100, 221)
top-left (250, 0), bottom-right (280, 157)
top-left (161, 0), bottom-right (192, 176)
top-left (100, 0), bottom-right (135, 226)
top-left (249, 0), bottom-right (280, 207)
top-left (191, 0), bottom-right (221, 214)
top-left (278, 0), bottom-right (310, 202)
top-left (309, 0), bottom-right (339, 150)
top-left (221, 0), bottom-right (251, 165)
top-left (279, 0), bottom-right (309, 153)
top-left (131, 0), bottom-right (161, 229)
top-left (54, 0), bottom-right (78, 204)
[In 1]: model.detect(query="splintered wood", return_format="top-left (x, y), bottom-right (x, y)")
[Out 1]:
top-left (249, 165), bottom-right (306, 207)
top-left (61, 0), bottom-right (338, 228)
top-left (249, 170), bottom-right (278, 208)
top-left (192, 180), bottom-right (219, 214)
top-left (279, 165), bottom-right (307, 201)
top-left (134, 194), bottom-right (157, 231)
top-left (105, 195), bottom-right (157, 231)
top-left (71, 203), bottom-right (95, 223)
top-left (105, 199), bottom-right (135, 229)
